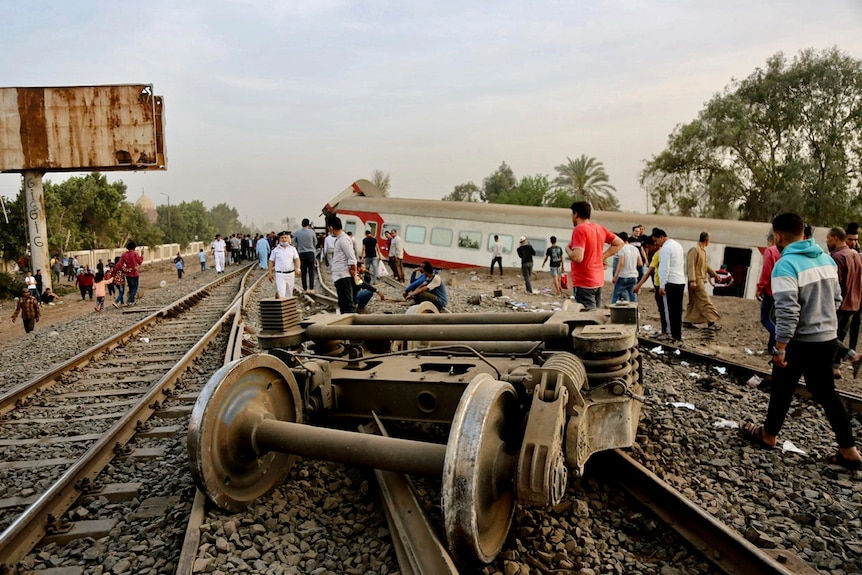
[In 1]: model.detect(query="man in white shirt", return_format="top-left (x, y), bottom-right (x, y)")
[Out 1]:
top-left (327, 216), bottom-right (358, 313)
top-left (490, 235), bottom-right (504, 277)
top-left (211, 234), bottom-right (227, 274)
top-left (268, 231), bottom-right (301, 298)
top-left (388, 229), bottom-right (405, 282)
top-left (611, 234), bottom-right (642, 303)
top-left (652, 228), bottom-right (686, 342)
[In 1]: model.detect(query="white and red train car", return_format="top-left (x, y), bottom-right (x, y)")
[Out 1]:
top-left (326, 182), bottom-right (786, 300)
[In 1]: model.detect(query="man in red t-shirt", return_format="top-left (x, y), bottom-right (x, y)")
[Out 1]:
top-left (119, 241), bottom-right (145, 306)
top-left (565, 201), bottom-right (623, 310)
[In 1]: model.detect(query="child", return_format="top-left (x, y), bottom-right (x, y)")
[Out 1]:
top-left (93, 271), bottom-right (113, 312)
top-left (175, 252), bottom-right (185, 279)
top-left (198, 249), bottom-right (206, 272)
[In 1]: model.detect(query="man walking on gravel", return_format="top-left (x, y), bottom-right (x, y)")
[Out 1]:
top-left (684, 231), bottom-right (721, 330)
top-left (212, 234), bottom-right (227, 274)
top-left (516, 237), bottom-right (536, 294)
top-left (741, 213), bottom-right (862, 471)
top-left (11, 288), bottom-right (40, 333)
top-left (294, 219), bottom-right (318, 293)
top-left (119, 242), bottom-right (144, 306)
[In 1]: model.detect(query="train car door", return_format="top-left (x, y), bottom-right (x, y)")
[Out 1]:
top-left (719, 247), bottom-right (752, 297)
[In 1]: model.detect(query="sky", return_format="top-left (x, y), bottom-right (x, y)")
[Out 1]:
top-left (1, 0), bottom-right (861, 231)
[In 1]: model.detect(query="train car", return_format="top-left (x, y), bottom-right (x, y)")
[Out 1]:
top-left (327, 188), bottom-right (778, 300)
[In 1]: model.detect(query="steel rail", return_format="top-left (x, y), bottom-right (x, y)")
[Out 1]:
top-left (174, 268), bottom-right (267, 575)
top-left (0, 267), bottom-right (256, 569)
top-left (0, 265), bottom-right (250, 416)
top-left (592, 449), bottom-right (800, 575)
top-left (639, 336), bottom-right (862, 414)
top-left (361, 416), bottom-right (459, 575)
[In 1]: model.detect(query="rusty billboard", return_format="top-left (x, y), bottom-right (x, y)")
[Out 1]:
top-left (0, 84), bottom-right (166, 173)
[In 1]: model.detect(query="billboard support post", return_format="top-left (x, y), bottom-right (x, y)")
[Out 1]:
top-left (23, 170), bottom-right (50, 292)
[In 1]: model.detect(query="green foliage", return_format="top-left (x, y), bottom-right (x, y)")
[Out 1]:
top-left (552, 155), bottom-right (620, 211)
top-left (157, 200), bottom-right (217, 247)
top-left (0, 191), bottom-right (26, 263)
top-left (370, 170), bottom-right (391, 197)
top-left (208, 203), bottom-right (243, 235)
top-left (442, 182), bottom-right (481, 202)
top-left (495, 174), bottom-right (551, 206)
top-left (0, 272), bottom-right (25, 299)
top-left (481, 162), bottom-right (517, 203)
top-left (457, 234), bottom-right (479, 249)
top-left (641, 47), bottom-right (862, 226)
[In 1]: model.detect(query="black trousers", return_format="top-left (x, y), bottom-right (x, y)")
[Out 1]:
top-left (662, 283), bottom-right (685, 340)
top-left (765, 339), bottom-right (855, 448)
top-left (334, 277), bottom-right (356, 314)
top-left (299, 252), bottom-right (316, 290)
top-left (490, 257), bottom-right (503, 276)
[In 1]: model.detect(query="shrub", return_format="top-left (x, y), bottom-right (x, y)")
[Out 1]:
top-left (0, 272), bottom-right (25, 300)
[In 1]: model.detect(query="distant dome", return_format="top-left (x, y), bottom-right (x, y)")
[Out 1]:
top-left (136, 192), bottom-right (155, 210)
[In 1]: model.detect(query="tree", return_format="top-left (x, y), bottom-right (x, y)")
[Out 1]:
top-left (481, 162), bottom-right (517, 203)
top-left (640, 48), bottom-right (862, 225)
top-left (208, 203), bottom-right (242, 235)
top-left (442, 182), bottom-right (481, 202)
top-left (552, 155), bottom-right (620, 211)
top-left (0, 191), bottom-right (26, 264)
top-left (370, 170), bottom-right (391, 197)
top-left (495, 175), bottom-right (552, 206)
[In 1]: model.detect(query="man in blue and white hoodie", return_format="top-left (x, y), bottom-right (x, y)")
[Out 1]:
top-left (741, 213), bottom-right (861, 471)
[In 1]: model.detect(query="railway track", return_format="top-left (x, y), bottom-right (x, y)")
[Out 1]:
top-left (3, 287), bottom-right (857, 574)
top-left (639, 334), bottom-right (862, 414)
top-left (0, 264), bottom-right (262, 571)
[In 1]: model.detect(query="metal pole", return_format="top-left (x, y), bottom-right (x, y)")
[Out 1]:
top-left (305, 322), bottom-right (569, 342)
top-left (161, 192), bottom-right (171, 245)
top-left (254, 419), bottom-right (447, 477)
top-left (23, 171), bottom-right (50, 292)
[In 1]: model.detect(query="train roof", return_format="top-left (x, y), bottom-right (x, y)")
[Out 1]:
top-left (333, 195), bottom-right (772, 247)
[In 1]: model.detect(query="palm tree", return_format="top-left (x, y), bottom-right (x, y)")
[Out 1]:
top-left (551, 155), bottom-right (620, 211)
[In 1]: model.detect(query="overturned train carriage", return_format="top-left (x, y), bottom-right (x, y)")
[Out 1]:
top-left (188, 299), bottom-right (644, 565)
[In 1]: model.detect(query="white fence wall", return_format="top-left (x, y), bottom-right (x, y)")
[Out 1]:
top-left (2, 242), bottom-right (206, 274)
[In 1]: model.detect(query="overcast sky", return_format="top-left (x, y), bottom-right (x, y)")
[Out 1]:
top-left (2, 0), bottom-right (861, 231)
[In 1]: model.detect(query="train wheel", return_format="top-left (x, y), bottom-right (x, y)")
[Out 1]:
top-left (188, 354), bottom-right (303, 512)
top-left (442, 373), bottom-right (522, 564)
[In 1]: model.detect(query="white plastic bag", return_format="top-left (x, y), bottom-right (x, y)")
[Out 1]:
top-left (377, 260), bottom-right (389, 277)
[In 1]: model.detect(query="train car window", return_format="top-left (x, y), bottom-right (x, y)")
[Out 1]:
top-left (430, 228), bottom-right (453, 247)
top-left (382, 223), bottom-right (400, 235)
top-left (527, 238), bottom-right (547, 253)
top-left (487, 234), bottom-right (513, 254)
top-left (405, 225), bottom-right (426, 244)
top-left (345, 220), bottom-right (358, 236)
top-left (366, 222), bottom-right (378, 237)
top-left (458, 231), bottom-right (482, 250)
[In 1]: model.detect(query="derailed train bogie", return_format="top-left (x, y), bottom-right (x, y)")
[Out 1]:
top-left (188, 298), bottom-right (643, 565)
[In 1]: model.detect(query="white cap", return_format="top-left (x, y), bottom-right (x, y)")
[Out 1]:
top-left (519, 236), bottom-right (526, 242)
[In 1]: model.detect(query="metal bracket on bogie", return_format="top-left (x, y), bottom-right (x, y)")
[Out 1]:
top-left (188, 303), bottom-right (645, 567)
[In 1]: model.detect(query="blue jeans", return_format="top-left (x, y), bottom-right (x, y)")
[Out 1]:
top-left (115, 285), bottom-right (125, 304)
top-left (365, 257), bottom-right (378, 283)
top-left (126, 276), bottom-right (140, 303)
top-left (612, 277), bottom-right (637, 303)
top-left (356, 288), bottom-right (373, 310)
